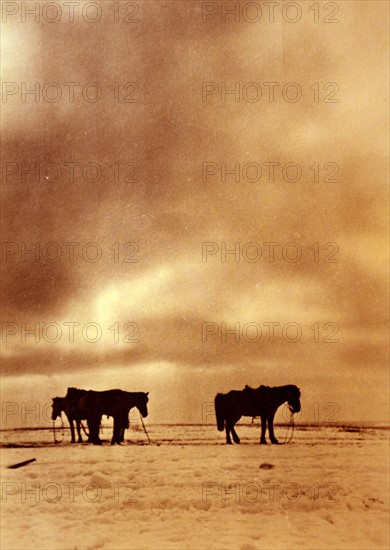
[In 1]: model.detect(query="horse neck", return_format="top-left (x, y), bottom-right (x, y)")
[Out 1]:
top-left (272, 387), bottom-right (293, 408)
top-left (125, 391), bottom-right (143, 402)
top-left (63, 394), bottom-right (83, 417)
top-left (53, 398), bottom-right (65, 418)
top-left (62, 399), bottom-right (76, 417)
top-left (133, 393), bottom-right (147, 414)
top-left (67, 388), bottom-right (86, 400)
top-left (67, 390), bottom-right (85, 406)
top-left (132, 393), bottom-right (145, 409)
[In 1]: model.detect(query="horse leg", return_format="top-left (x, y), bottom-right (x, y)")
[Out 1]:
top-left (119, 426), bottom-right (124, 443)
top-left (110, 417), bottom-right (115, 445)
top-left (225, 423), bottom-right (232, 444)
top-left (118, 424), bottom-right (125, 444)
top-left (86, 419), bottom-right (93, 443)
top-left (96, 415), bottom-right (103, 445)
top-left (69, 419), bottom-right (76, 443)
top-left (111, 417), bottom-right (121, 445)
top-left (231, 426), bottom-right (240, 444)
top-left (76, 420), bottom-right (83, 443)
top-left (260, 415), bottom-right (267, 444)
top-left (87, 418), bottom-right (96, 444)
top-left (268, 414), bottom-right (279, 444)
top-left (231, 416), bottom-right (240, 444)
top-left (90, 419), bottom-right (99, 444)
top-left (89, 416), bottom-right (102, 445)
top-left (225, 421), bottom-right (240, 444)
top-left (120, 415), bottom-right (129, 443)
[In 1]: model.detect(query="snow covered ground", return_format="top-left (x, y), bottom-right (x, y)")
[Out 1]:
top-left (1, 424), bottom-right (389, 550)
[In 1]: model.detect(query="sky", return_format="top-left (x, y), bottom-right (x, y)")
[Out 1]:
top-left (1, 1), bottom-right (389, 428)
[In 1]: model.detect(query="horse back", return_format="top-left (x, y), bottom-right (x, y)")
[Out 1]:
top-left (80, 389), bottom-right (132, 417)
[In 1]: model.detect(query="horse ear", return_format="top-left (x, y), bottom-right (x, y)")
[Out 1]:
top-left (146, 392), bottom-right (149, 396)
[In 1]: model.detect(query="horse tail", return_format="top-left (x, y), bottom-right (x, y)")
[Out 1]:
top-left (214, 393), bottom-right (225, 431)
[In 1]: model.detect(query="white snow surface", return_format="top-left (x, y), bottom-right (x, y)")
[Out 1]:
top-left (1, 424), bottom-right (389, 550)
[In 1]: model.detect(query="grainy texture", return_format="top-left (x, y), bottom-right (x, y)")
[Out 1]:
top-left (1, 426), bottom-right (389, 549)
top-left (1, 1), bottom-right (389, 548)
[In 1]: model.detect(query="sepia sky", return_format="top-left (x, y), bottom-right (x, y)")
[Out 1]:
top-left (1, 1), bottom-right (389, 426)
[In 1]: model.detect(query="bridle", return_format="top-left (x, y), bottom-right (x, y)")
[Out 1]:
top-left (283, 402), bottom-right (298, 444)
top-left (52, 412), bottom-right (64, 444)
top-left (139, 413), bottom-right (151, 444)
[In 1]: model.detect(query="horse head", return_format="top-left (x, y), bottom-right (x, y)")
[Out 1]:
top-left (136, 392), bottom-right (149, 418)
top-left (286, 385), bottom-right (301, 413)
top-left (51, 397), bottom-right (63, 420)
top-left (66, 387), bottom-right (84, 398)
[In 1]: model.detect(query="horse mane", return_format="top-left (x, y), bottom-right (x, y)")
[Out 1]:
top-left (281, 384), bottom-right (301, 395)
top-left (66, 387), bottom-right (88, 396)
top-left (52, 396), bottom-right (65, 404)
top-left (244, 384), bottom-right (269, 393)
top-left (243, 384), bottom-right (300, 396)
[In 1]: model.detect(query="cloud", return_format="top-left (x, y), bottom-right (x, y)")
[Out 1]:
top-left (1, 1), bottom-right (388, 422)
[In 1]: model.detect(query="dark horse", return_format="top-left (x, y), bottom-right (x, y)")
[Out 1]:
top-left (214, 385), bottom-right (301, 445)
top-left (51, 390), bottom-right (89, 443)
top-left (67, 388), bottom-right (149, 445)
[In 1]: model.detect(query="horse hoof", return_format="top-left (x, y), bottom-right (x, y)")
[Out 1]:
top-left (227, 441), bottom-right (232, 445)
top-left (271, 440), bottom-right (279, 445)
top-left (260, 441), bottom-right (267, 445)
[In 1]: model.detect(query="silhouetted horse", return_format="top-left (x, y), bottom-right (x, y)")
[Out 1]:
top-left (214, 385), bottom-right (301, 445)
top-left (68, 388), bottom-right (149, 445)
top-left (51, 390), bottom-right (89, 443)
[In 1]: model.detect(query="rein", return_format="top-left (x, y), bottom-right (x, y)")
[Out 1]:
top-left (80, 421), bottom-right (89, 437)
top-left (139, 413), bottom-right (151, 444)
top-left (52, 414), bottom-right (64, 444)
top-left (283, 406), bottom-right (296, 444)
